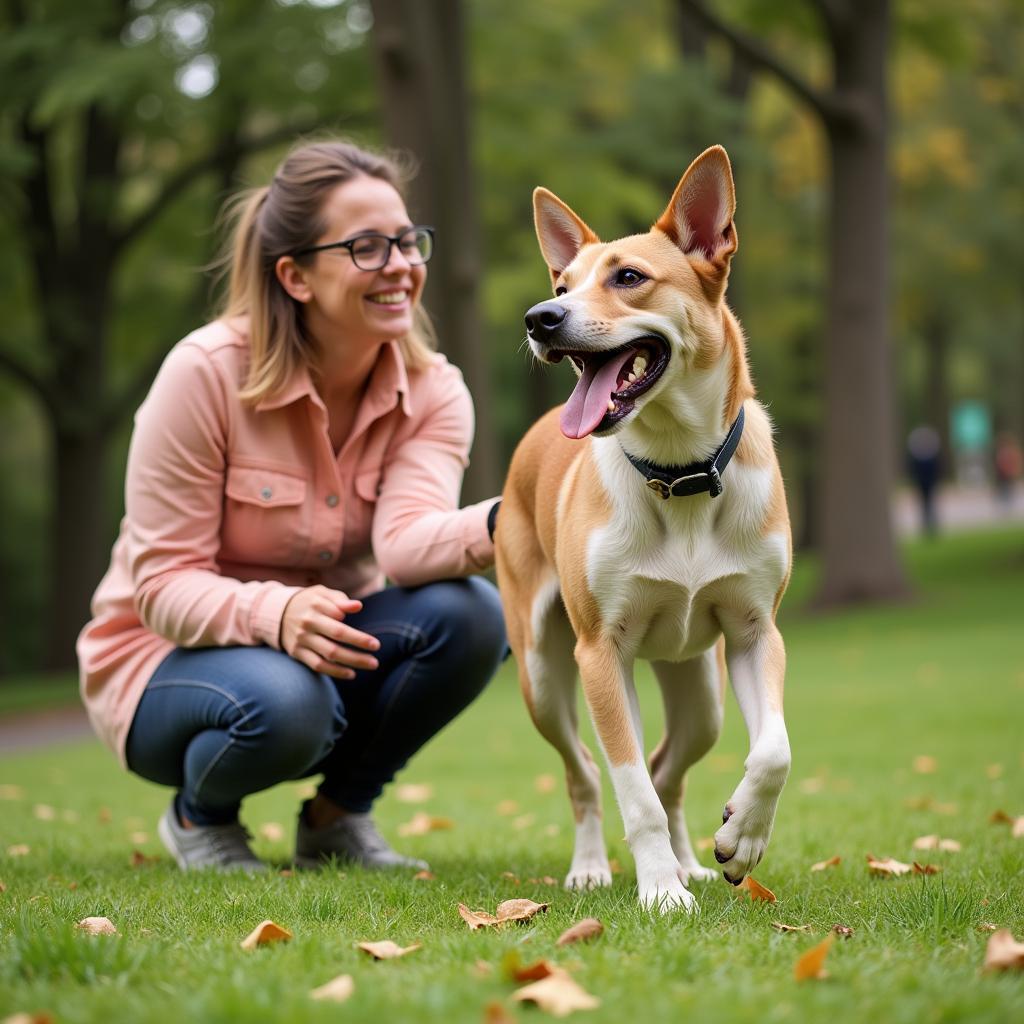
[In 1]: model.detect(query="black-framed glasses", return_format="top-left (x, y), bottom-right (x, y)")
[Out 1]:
top-left (293, 225), bottom-right (434, 271)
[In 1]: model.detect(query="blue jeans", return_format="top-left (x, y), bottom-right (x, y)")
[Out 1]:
top-left (125, 578), bottom-right (506, 826)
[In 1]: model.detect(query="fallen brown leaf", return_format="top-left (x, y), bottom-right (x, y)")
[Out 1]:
top-left (696, 837), bottom-right (715, 852)
top-left (556, 918), bottom-right (604, 946)
top-left (357, 940), bottom-right (421, 960)
top-left (939, 838), bottom-right (961, 852)
top-left (496, 898), bottom-right (550, 923)
top-left (912, 861), bottom-right (942, 875)
top-left (535, 773), bottom-right (557, 793)
top-left (496, 800), bottom-right (520, 816)
top-left (794, 933), bottom-right (834, 980)
top-left (608, 858), bottom-right (622, 874)
top-left (986, 763), bottom-right (1004, 779)
top-left (240, 920), bottom-right (292, 950)
top-left (512, 814), bottom-right (536, 831)
top-left (129, 831), bottom-right (149, 845)
top-left (414, 870), bottom-right (436, 881)
top-left (989, 809), bottom-right (1013, 824)
top-left (771, 922), bottom-right (812, 933)
top-left (526, 876), bottom-right (559, 886)
top-left (97, 807), bottom-right (112, 823)
top-left (912, 834), bottom-right (939, 850)
top-left (459, 904), bottom-right (500, 929)
top-left (507, 956), bottom-right (559, 982)
top-left (512, 969), bottom-right (600, 1016)
top-left (912, 755), bottom-right (937, 774)
top-left (397, 812), bottom-right (454, 837)
top-left (6, 845), bottom-right (30, 857)
top-left (933, 801), bottom-right (958, 816)
top-left (2, 1014), bottom-right (55, 1024)
top-left (866, 854), bottom-right (912, 877)
top-left (258, 822), bottom-right (285, 842)
top-left (1013, 817), bottom-right (1024, 839)
top-left (832, 924), bottom-right (854, 939)
top-left (395, 783), bottom-right (434, 803)
top-left (483, 1001), bottom-right (516, 1024)
top-left (130, 850), bottom-right (157, 867)
top-left (983, 929), bottom-right (1024, 972)
top-left (810, 856), bottom-right (841, 872)
top-left (33, 805), bottom-right (56, 822)
top-left (0, 880), bottom-right (6, 893)
top-left (473, 959), bottom-right (494, 977)
top-left (309, 974), bottom-right (354, 1002)
top-left (76, 917), bottom-right (118, 936)
top-left (501, 871), bottom-right (521, 885)
top-left (977, 922), bottom-right (998, 933)
top-left (737, 876), bottom-right (776, 902)
top-left (0, 784), bottom-right (24, 800)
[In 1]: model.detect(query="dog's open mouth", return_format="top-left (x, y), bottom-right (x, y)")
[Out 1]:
top-left (549, 337), bottom-right (669, 439)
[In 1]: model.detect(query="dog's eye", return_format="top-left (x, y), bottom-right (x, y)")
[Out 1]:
top-left (613, 267), bottom-right (647, 287)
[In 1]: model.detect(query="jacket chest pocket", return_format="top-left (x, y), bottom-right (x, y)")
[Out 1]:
top-left (221, 466), bottom-right (309, 566)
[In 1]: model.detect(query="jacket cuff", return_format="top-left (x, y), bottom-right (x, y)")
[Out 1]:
top-left (249, 583), bottom-right (304, 650)
top-left (464, 498), bottom-right (498, 570)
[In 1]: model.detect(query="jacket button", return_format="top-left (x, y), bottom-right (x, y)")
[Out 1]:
top-left (260, 487), bottom-right (273, 500)
top-left (318, 550), bottom-right (332, 562)
top-left (326, 494), bottom-right (339, 507)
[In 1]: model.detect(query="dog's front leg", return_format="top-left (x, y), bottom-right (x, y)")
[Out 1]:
top-left (713, 616), bottom-right (791, 883)
top-left (576, 638), bottom-right (696, 913)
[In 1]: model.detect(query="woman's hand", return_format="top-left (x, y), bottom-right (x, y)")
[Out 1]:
top-left (281, 585), bottom-right (380, 680)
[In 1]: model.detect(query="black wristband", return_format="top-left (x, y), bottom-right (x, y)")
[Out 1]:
top-left (487, 499), bottom-right (501, 541)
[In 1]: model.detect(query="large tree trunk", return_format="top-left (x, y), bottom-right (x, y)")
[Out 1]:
top-left (815, 0), bottom-right (909, 604)
top-left (369, 0), bottom-right (500, 503)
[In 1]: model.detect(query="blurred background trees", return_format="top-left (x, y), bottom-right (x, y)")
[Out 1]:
top-left (0, 0), bottom-right (1020, 674)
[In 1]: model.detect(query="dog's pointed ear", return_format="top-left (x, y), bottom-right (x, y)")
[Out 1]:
top-left (655, 146), bottom-right (738, 300)
top-left (533, 187), bottom-right (600, 286)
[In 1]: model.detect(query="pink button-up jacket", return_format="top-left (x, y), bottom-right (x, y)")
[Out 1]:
top-left (77, 319), bottom-right (497, 763)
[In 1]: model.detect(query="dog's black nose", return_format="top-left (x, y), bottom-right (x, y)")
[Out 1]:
top-left (525, 301), bottom-right (568, 342)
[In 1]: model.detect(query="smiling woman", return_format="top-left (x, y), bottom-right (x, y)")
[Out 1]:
top-left (76, 139), bottom-right (506, 875)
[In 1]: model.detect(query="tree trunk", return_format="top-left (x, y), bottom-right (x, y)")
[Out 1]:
top-left (369, 0), bottom-right (500, 503)
top-left (815, 0), bottom-right (910, 604)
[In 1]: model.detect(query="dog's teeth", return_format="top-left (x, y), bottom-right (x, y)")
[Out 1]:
top-left (634, 356), bottom-right (647, 373)
top-left (627, 373), bottom-right (637, 383)
top-left (607, 400), bottom-right (615, 413)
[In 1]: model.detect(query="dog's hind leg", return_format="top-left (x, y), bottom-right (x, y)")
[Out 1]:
top-left (518, 576), bottom-right (611, 891)
top-left (650, 646), bottom-right (725, 885)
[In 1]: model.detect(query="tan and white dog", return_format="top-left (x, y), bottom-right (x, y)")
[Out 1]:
top-left (494, 146), bottom-right (791, 913)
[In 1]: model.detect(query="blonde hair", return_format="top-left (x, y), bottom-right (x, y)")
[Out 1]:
top-left (217, 140), bottom-right (437, 405)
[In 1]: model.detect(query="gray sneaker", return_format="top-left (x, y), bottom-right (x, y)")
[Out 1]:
top-left (157, 800), bottom-right (267, 873)
top-left (295, 805), bottom-right (428, 871)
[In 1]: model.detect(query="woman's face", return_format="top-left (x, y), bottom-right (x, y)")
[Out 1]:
top-left (291, 176), bottom-right (427, 347)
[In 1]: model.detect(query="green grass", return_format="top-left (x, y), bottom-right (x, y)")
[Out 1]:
top-left (0, 672), bottom-right (79, 716)
top-left (2, 529), bottom-right (1023, 1022)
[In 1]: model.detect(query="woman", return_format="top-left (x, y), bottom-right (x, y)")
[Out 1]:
top-left (77, 140), bottom-right (506, 873)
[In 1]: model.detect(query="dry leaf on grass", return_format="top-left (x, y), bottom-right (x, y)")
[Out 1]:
top-left (129, 832), bottom-right (149, 845)
top-left (0, 784), bottom-right (24, 800)
top-left (130, 850), bottom-right (157, 867)
top-left (977, 923), bottom-right (998, 933)
top-left (771, 922), bottom-right (812, 933)
top-left (794, 933), bottom-right (834, 980)
top-left (309, 974), bottom-right (354, 1002)
top-left (985, 763), bottom-right (1004, 779)
top-left (33, 804), bottom-right (56, 821)
top-left (6, 845), bottom-right (30, 857)
top-left (76, 917), bottom-right (118, 936)
top-left (512, 814), bottom-right (536, 831)
top-left (501, 872), bottom-right (521, 885)
top-left (240, 920), bottom-right (292, 950)
top-left (912, 835), bottom-right (961, 852)
top-left (2, 1014), bottom-right (56, 1024)
top-left (414, 870), bottom-right (436, 881)
top-left (832, 924), bottom-right (854, 939)
top-left (696, 837), bottom-right (715, 852)
top-left (810, 856), bottom-right (841, 872)
top-left (1013, 818), bottom-right (1024, 839)
top-left (357, 940), bottom-right (421, 960)
top-left (527, 876), bottom-right (559, 886)
top-left (512, 969), bottom-right (600, 1016)
top-left (535, 773), bottom-right (557, 793)
top-left (866, 854), bottom-right (912, 877)
top-left (473, 959), bottom-right (494, 977)
top-left (912, 755), bottom-right (938, 774)
top-left (556, 918), bottom-right (604, 947)
top-left (497, 899), bottom-right (550, 923)
top-left (397, 812), bottom-right (454, 837)
top-left (459, 904), bottom-right (500, 930)
top-left (395, 783), bottom-right (434, 803)
top-left (0, 880), bottom-right (6, 893)
top-left (496, 800), bottom-right (520, 816)
top-left (983, 929), bottom-right (1024, 972)
top-left (484, 1001), bottom-right (517, 1024)
top-left (504, 954), bottom-right (559, 982)
top-left (258, 822), bottom-right (285, 842)
top-left (608, 859), bottom-right (622, 875)
top-left (736, 876), bottom-right (776, 902)
top-left (989, 809), bottom-right (1014, 825)
top-left (912, 861), bottom-right (942, 875)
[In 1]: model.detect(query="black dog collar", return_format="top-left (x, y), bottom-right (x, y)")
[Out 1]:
top-left (621, 406), bottom-right (745, 499)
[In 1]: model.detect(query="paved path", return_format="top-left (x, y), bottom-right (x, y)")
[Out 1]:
top-left (0, 704), bottom-right (95, 755)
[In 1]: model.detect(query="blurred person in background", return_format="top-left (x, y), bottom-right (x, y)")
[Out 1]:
top-left (77, 139), bottom-right (506, 873)
top-left (993, 432), bottom-right (1022, 507)
top-left (906, 424), bottom-right (942, 537)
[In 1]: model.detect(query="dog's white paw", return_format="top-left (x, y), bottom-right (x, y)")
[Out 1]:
top-left (713, 791), bottom-right (778, 883)
top-left (677, 861), bottom-right (717, 885)
top-left (638, 867), bottom-right (696, 913)
top-left (565, 863), bottom-right (613, 890)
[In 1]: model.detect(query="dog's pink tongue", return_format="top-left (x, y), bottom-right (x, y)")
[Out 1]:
top-left (560, 349), bottom-right (638, 439)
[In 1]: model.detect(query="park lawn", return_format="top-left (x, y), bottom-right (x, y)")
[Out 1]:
top-left (1, 529), bottom-right (1023, 1023)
